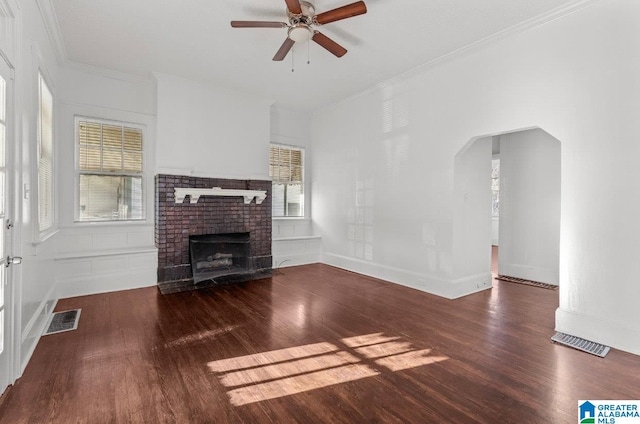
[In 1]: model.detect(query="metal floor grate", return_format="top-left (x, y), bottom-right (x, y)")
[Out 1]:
top-left (497, 275), bottom-right (558, 290)
top-left (44, 309), bottom-right (82, 335)
top-left (551, 332), bottom-right (610, 357)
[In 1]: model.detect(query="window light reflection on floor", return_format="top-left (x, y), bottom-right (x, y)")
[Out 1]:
top-left (207, 333), bottom-right (449, 406)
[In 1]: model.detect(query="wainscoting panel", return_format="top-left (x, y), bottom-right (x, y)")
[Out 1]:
top-left (55, 224), bottom-right (157, 298)
top-left (55, 251), bottom-right (157, 299)
top-left (273, 236), bottom-right (322, 268)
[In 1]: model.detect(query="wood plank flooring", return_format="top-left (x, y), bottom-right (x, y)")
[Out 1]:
top-left (1, 262), bottom-right (640, 423)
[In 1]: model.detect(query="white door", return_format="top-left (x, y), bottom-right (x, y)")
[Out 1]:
top-left (0, 54), bottom-right (16, 395)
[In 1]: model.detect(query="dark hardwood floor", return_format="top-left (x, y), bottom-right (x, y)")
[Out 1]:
top-left (1, 260), bottom-right (639, 423)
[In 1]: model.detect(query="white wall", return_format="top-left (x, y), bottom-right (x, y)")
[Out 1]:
top-left (311, 0), bottom-right (640, 354)
top-left (498, 129), bottom-right (560, 285)
top-left (452, 136), bottom-right (493, 293)
top-left (155, 73), bottom-right (272, 180)
top-left (54, 66), bottom-right (158, 298)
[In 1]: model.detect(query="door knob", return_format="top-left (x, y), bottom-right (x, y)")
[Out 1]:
top-left (6, 256), bottom-right (22, 267)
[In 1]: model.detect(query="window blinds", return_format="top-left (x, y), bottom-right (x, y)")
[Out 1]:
top-left (269, 145), bottom-right (302, 183)
top-left (78, 120), bottom-right (142, 173)
top-left (38, 74), bottom-right (53, 231)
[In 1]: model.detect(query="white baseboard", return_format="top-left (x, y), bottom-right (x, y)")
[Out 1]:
top-left (273, 252), bottom-right (321, 268)
top-left (322, 253), bottom-right (491, 299)
top-left (20, 286), bottom-right (57, 375)
top-left (450, 273), bottom-right (493, 299)
top-left (555, 307), bottom-right (640, 356)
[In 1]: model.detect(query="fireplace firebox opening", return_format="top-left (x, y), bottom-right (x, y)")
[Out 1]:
top-left (189, 232), bottom-right (251, 284)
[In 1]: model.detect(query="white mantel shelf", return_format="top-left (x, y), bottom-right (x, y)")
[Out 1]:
top-left (174, 187), bottom-right (267, 205)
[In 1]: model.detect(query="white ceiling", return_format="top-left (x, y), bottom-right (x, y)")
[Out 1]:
top-left (50, 0), bottom-right (584, 111)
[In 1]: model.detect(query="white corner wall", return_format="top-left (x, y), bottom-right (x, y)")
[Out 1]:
top-left (311, 0), bottom-right (640, 354)
top-left (54, 66), bottom-right (158, 299)
top-left (498, 129), bottom-right (560, 285)
top-left (270, 106), bottom-right (321, 268)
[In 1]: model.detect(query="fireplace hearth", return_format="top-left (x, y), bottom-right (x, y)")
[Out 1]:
top-left (155, 174), bottom-right (272, 294)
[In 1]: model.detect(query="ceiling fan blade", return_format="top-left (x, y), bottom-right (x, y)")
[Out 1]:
top-left (231, 21), bottom-right (287, 28)
top-left (284, 0), bottom-right (302, 14)
top-left (312, 32), bottom-right (347, 57)
top-left (273, 38), bottom-right (295, 61)
top-left (315, 1), bottom-right (367, 25)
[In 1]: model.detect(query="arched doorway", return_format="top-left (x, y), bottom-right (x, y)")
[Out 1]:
top-left (453, 127), bottom-right (561, 288)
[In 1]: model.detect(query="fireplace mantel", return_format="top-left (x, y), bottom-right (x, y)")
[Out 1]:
top-left (174, 187), bottom-right (267, 204)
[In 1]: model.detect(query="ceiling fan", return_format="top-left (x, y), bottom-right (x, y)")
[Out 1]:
top-left (231, 0), bottom-right (367, 61)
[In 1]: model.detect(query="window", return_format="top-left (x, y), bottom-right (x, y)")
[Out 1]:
top-left (38, 73), bottom-right (53, 232)
top-left (491, 158), bottom-right (500, 217)
top-left (269, 144), bottom-right (303, 217)
top-left (76, 117), bottom-right (144, 222)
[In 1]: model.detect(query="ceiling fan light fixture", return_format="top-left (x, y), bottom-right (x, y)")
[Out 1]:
top-left (288, 24), bottom-right (313, 43)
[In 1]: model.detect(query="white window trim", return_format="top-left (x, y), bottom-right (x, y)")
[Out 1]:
top-left (34, 51), bottom-right (57, 241)
top-left (73, 115), bottom-right (146, 223)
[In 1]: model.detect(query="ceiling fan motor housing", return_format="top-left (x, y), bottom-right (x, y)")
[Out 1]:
top-left (288, 24), bottom-right (313, 42)
top-left (286, 1), bottom-right (315, 42)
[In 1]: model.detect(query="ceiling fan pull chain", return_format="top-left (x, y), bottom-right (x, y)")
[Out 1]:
top-left (307, 41), bottom-right (310, 65)
top-left (291, 46), bottom-right (295, 72)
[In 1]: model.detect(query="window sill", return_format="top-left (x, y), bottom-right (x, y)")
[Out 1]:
top-left (273, 235), bottom-right (321, 242)
top-left (71, 219), bottom-right (149, 227)
top-left (55, 246), bottom-right (157, 261)
top-left (272, 217), bottom-right (309, 221)
top-left (32, 228), bottom-right (59, 246)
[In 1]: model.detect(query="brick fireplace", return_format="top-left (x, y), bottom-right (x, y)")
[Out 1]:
top-left (155, 174), bottom-right (272, 294)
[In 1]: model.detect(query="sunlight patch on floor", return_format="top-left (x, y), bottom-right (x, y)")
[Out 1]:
top-left (208, 342), bottom-right (338, 373)
top-left (342, 332), bottom-right (401, 347)
top-left (227, 363), bottom-right (379, 406)
top-left (219, 351), bottom-right (361, 387)
top-left (207, 333), bottom-right (449, 406)
top-left (354, 341), bottom-right (414, 359)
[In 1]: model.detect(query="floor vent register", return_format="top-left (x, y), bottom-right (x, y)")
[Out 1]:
top-left (43, 309), bottom-right (82, 335)
top-left (551, 332), bottom-right (610, 357)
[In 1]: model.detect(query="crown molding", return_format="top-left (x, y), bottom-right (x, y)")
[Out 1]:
top-left (380, 0), bottom-right (604, 88)
top-left (35, 0), bottom-right (68, 64)
top-left (0, 0), bottom-right (20, 66)
top-left (314, 0), bottom-right (603, 116)
top-left (36, 0), bottom-right (155, 84)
